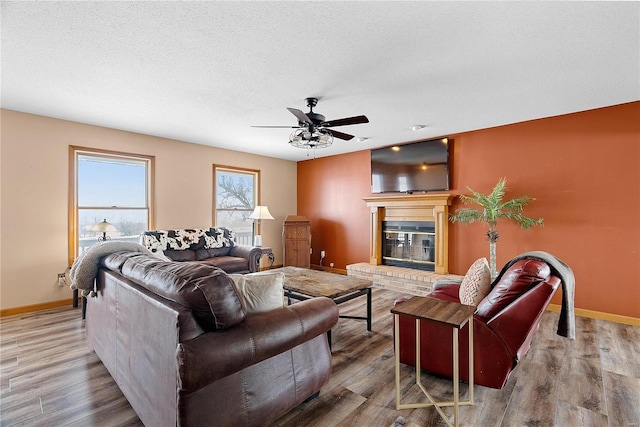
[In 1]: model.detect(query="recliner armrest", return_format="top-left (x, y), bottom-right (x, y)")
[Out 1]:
top-left (486, 276), bottom-right (561, 357)
top-left (429, 283), bottom-right (462, 301)
top-left (432, 277), bottom-right (463, 290)
top-left (176, 297), bottom-right (338, 392)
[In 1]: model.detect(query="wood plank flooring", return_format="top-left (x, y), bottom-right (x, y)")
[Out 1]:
top-left (1, 288), bottom-right (638, 426)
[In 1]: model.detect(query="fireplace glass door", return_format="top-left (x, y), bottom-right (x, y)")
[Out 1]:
top-left (382, 221), bottom-right (436, 271)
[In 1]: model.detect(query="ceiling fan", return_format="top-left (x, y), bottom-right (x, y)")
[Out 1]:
top-left (252, 97), bottom-right (369, 149)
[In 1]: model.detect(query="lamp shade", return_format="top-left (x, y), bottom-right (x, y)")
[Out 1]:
top-left (90, 219), bottom-right (118, 233)
top-left (249, 206), bottom-right (274, 220)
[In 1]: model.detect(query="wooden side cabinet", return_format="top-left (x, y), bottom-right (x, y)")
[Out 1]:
top-left (283, 215), bottom-right (311, 268)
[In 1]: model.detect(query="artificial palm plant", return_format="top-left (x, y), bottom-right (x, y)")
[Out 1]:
top-left (449, 177), bottom-right (544, 279)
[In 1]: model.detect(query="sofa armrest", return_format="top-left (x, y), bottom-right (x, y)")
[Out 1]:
top-left (176, 297), bottom-right (338, 392)
top-left (229, 245), bottom-right (262, 272)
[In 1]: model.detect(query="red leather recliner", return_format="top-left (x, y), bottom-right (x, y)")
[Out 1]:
top-left (394, 257), bottom-right (562, 389)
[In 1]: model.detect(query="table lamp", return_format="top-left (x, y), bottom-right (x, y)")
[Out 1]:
top-left (90, 219), bottom-right (118, 242)
top-left (249, 206), bottom-right (274, 246)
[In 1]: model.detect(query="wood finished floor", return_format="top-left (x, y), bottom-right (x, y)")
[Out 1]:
top-left (1, 288), bottom-right (639, 427)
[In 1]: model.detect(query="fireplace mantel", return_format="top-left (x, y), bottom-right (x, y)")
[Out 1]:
top-left (364, 193), bottom-right (454, 274)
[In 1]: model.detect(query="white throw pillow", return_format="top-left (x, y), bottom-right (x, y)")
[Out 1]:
top-left (230, 271), bottom-right (285, 314)
top-left (459, 258), bottom-right (492, 306)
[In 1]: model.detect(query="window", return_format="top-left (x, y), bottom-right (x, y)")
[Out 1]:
top-left (213, 165), bottom-right (259, 246)
top-left (69, 146), bottom-right (154, 263)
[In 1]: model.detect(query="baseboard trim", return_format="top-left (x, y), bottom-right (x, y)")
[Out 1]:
top-left (310, 264), bottom-right (348, 275)
top-left (547, 303), bottom-right (640, 326)
top-left (1, 299), bottom-right (75, 317)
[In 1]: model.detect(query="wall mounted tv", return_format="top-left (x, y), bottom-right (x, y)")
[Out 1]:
top-left (371, 138), bottom-right (450, 194)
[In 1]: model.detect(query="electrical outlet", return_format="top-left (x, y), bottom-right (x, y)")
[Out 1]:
top-left (57, 273), bottom-right (66, 287)
top-left (329, 262), bottom-right (334, 268)
top-left (320, 250), bottom-right (326, 258)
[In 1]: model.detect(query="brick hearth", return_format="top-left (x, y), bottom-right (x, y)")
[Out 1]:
top-left (347, 262), bottom-right (463, 296)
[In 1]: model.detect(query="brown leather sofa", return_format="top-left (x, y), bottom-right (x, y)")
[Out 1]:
top-left (87, 251), bottom-right (339, 426)
top-left (394, 256), bottom-right (563, 389)
top-left (140, 227), bottom-right (262, 273)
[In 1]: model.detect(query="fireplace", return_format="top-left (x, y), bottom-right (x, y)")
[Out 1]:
top-left (364, 193), bottom-right (453, 274)
top-left (382, 221), bottom-right (436, 271)
top-left (347, 194), bottom-right (458, 295)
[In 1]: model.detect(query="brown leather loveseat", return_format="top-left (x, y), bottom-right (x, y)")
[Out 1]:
top-left (87, 251), bottom-right (339, 426)
top-left (394, 252), bottom-right (574, 389)
top-left (140, 227), bottom-right (262, 273)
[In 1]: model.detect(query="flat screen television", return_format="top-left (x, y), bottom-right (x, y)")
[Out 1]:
top-left (371, 138), bottom-right (450, 194)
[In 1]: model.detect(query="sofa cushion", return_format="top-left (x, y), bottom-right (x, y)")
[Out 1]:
top-left (113, 253), bottom-right (245, 331)
top-left (197, 256), bottom-right (249, 273)
top-left (459, 258), bottom-right (491, 306)
top-left (475, 259), bottom-right (551, 321)
top-left (165, 249), bottom-right (197, 262)
top-left (195, 247), bottom-right (231, 260)
top-left (230, 272), bottom-right (285, 314)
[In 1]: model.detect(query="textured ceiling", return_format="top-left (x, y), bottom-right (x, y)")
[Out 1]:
top-left (2, 1), bottom-right (638, 162)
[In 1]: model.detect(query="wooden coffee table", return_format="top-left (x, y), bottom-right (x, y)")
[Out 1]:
top-left (271, 267), bottom-right (373, 348)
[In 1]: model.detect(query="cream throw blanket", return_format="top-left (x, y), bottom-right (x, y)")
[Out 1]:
top-left (70, 241), bottom-right (169, 297)
top-left (496, 251), bottom-right (576, 339)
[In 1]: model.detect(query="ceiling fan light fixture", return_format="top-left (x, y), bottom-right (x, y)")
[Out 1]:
top-left (255, 97), bottom-right (367, 148)
top-left (289, 127), bottom-right (333, 149)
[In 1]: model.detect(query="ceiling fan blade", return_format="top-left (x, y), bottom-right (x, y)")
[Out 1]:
top-left (251, 125), bottom-right (297, 128)
top-left (327, 129), bottom-right (354, 141)
top-left (322, 115), bottom-right (369, 127)
top-left (287, 108), bottom-right (313, 124)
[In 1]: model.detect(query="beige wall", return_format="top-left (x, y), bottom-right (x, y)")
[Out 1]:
top-left (0, 109), bottom-right (297, 310)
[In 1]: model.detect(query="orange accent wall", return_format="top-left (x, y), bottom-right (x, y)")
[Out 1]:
top-left (298, 150), bottom-right (372, 269)
top-left (297, 101), bottom-right (640, 318)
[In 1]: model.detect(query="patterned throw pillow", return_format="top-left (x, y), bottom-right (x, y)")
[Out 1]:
top-left (141, 230), bottom-right (168, 252)
top-left (204, 227), bottom-right (236, 249)
top-left (459, 258), bottom-right (492, 306)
